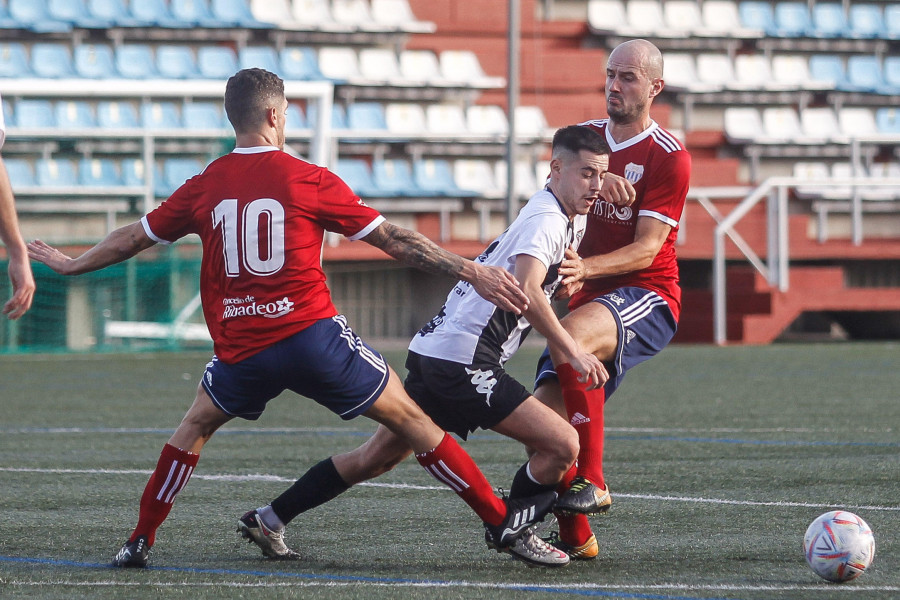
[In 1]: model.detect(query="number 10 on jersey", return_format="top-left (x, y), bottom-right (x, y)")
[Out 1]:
top-left (213, 198), bottom-right (286, 277)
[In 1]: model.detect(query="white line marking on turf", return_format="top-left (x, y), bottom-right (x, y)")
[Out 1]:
top-left (2, 466), bottom-right (899, 511)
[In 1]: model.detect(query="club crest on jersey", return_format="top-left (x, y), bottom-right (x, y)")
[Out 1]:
top-left (624, 162), bottom-right (645, 184)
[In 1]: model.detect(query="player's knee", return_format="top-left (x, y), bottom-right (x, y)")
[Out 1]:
top-left (558, 426), bottom-right (580, 468)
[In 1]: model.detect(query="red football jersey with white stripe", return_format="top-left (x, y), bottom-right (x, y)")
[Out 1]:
top-left (142, 147), bottom-right (384, 363)
top-left (572, 119), bottom-right (691, 321)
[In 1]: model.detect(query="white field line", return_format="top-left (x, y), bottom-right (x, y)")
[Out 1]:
top-left (2, 466), bottom-right (899, 511)
top-left (0, 426), bottom-right (895, 434)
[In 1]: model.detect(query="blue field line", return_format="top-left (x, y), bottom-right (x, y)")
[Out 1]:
top-left (0, 555), bottom-right (741, 600)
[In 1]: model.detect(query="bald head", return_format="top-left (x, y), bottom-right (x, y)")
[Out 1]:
top-left (604, 39), bottom-right (665, 128)
top-left (608, 39), bottom-right (663, 80)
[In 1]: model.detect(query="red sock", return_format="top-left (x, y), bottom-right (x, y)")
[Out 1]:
top-left (415, 433), bottom-right (506, 526)
top-left (555, 463), bottom-right (594, 547)
top-left (130, 443), bottom-right (199, 546)
top-left (557, 362), bottom-right (606, 488)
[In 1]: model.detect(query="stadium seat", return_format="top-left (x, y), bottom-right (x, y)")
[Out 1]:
top-left (335, 159), bottom-right (381, 197)
top-left (4, 158), bottom-right (36, 187)
top-left (211, 0), bottom-right (271, 27)
top-left (733, 54), bottom-right (777, 90)
top-left (846, 56), bottom-right (896, 94)
top-left (8, 0), bottom-right (71, 33)
top-left (280, 46), bottom-right (322, 80)
top-left (370, 0), bottom-right (433, 32)
top-left (494, 160), bottom-right (538, 198)
top-left (183, 102), bottom-right (226, 130)
top-left (723, 107), bottom-right (762, 143)
top-left (772, 54), bottom-right (822, 90)
top-left (661, 53), bottom-right (699, 91)
top-left (130, 0), bottom-right (187, 28)
top-left (414, 159), bottom-right (473, 197)
top-left (384, 103), bottom-right (427, 136)
top-left (466, 105), bottom-right (508, 136)
top-left (55, 100), bottom-right (97, 129)
top-left (36, 158), bottom-right (79, 188)
top-left (170, 0), bottom-right (232, 28)
top-left (799, 107), bottom-right (841, 143)
top-left (838, 107), bottom-right (878, 138)
top-left (305, 102), bottom-right (346, 129)
top-left (48, 0), bottom-right (110, 28)
top-left (317, 47), bottom-right (361, 83)
top-left (116, 45), bottom-right (159, 79)
top-left (78, 157), bottom-right (122, 187)
top-left (156, 45), bottom-right (201, 79)
top-left (0, 3), bottom-right (19, 28)
top-left (282, 102), bottom-right (306, 133)
top-left (696, 53), bottom-right (734, 89)
top-left (87, 0), bottom-right (148, 27)
top-left (809, 55), bottom-right (850, 90)
top-left (399, 50), bottom-right (444, 86)
top-left (739, 1), bottom-right (776, 34)
top-left (74, 44), bottom-right (117, 78)
top-left (197, 46), bottom-right (239, 79)
top-left (13, 100), bottom-right (56, 129)
top-left (792, 161), bottom-right (831, 200)
top-left (587, 0), bottom-right (626, 34)
top-left (626, 0), bottom-right (675, 37)
top-left (331, 0), bottom-right (373, 30)
top-left (0, 43), bottom-right (31, 78)
top-left (762, 107), bottom-right (804, 143)
top-left (883, 56), bottom-right (900, 90)
top-left (812, 3), bottom-right (849, 38)
top-left (425, 104), bottom-right (468, 136)
top-left (121, 158), bottom-right (148, 187)
top-left (887, 5), bottom-right (900, 40)
top-left (664, 0), bottom-right (703, 36)
top-left (773, 2), bottom-right (813, 37)
top-left (875, 108), bottom-right (900, 134)
top-left (239, 46), bottom-right (280, 72)
top-left (345, 102), bottom-right (387, 131)
top-left (30, 43), bottom-right (77, 78)
top-left (97, 101), bottom-right (141, 129)
top-left (160, 158), bottom-right (204, 196)
top-left (358, 48), bottom-right (403, 85)
top-left (440, 50), bottom-right (504, 88)
top-left (702, 1), bottom-right (755, 37)
top-left (848, 4), bottom-right (886, 39)
top-left (250, 0), bottom-right (297, 28)
top-left (141, 101), bottom-right (182, 130)
top-left (515, 106), bottom-right (549, 139)
top-left (454, 159), bottom-right (503, 197)
top-left (290, 0), bottom-right (343, 31)
top-left (372, 159), bottom-right (419, 196)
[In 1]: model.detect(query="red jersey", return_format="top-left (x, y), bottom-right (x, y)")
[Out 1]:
top-left (141, 147), bottom-right (384, 363)
top-left (572, 119), bottom-right (691, 321)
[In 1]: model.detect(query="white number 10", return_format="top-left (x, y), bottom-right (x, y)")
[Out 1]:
top-left (212, 198), bottom-right (286, 277)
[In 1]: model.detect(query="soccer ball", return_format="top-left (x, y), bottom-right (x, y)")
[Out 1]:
top-left (803, 510), bottom-right (875, 583)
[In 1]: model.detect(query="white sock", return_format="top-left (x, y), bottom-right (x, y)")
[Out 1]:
top-left (257, 505), bottom-right (285, 532)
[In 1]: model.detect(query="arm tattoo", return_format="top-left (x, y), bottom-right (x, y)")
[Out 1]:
top-left (365, 222), bottom-right (465, 278)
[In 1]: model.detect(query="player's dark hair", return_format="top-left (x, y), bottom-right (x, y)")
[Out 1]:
top-left (551, 125), bottom-right (610, 158)
top-left (224, 68), bottom-right (285, 133)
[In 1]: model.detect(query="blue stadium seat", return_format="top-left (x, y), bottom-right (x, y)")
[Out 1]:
top-left (846, 55), bottom-right (897, 94)
top-left (0, 43), bottom-right (31, 78)
top-left (413, 159), bottom-right (474, 197)
top-left (170, 0), bottom-right (232, 28)
top-left (97, 101), bottom-right (141, 129)
top-left (4, 158), bottom-right (35, 187)
top-left (156, 45), bottom-right (201, 79)
top-left (48, 0), bottom-right (111, 28)
top-left (875, 108), bottom-right (900, 134)
top-left (884, 57), bottom-right (900, 91)
top-left (887, 5), bottom-right (900, 40)
top-left (87, 0), bottom-right (149, 27)
top-left (116, 45), bottom-right (159, 79)
top-left (211, 0), bottom-right (271, 28)
top-left (346, 102), bottom-right (387, 131)
top-left (74, 44), bottom-right (117, 78)
top-left (773, 2), bottom-right (812, 37)
top-left (848, 4), bottom-right (885, 39)
top-left (160, 158), bottom-right (204, 196)
top-left (0, 2), bottom-right (20, 28)
top-left (31, 43), bottom-right (77, 78)
top-left (13, 100), bottom-right (56, 129)
top-left (284, 102), bottom-right (306, 132)
top-left (78, 158), bottom-right (122, 186)
top-left (8, 0), bottom-right (71, 33)
top-left (197, 46), bottom-right (238, 79)
top-left (809, 55), bottom-right (851, 90)
top-left (131, 0), bottom-right (189, 28)
top-left (36, 158), bottom-right (79, 187)
top-left (373, 159), bottom-right (419, 196)
top-left (739, 1), bottom-right (776, 35)
top-left (306, 103), bottom-right (347, 129)
top-left (55, 100), bottom-right (97, 129)
top-left (280, 47), bottom-right (323, 80)
top-left (183, 102), bottom-right (226, 130)
top-left (812, 3), bottom-right (848, 38)
top-left (238, 46), bottom-right (280, 72)
top-left (335, 159), bottom-right (381, 197)
top-left (121, 158), bottom-right (148, 187)
top-left (141, 101), bottom-right (182, 130)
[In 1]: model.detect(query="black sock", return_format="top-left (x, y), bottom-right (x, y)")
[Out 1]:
top-left (270, 457), bottom-right (351, 525)
top-left (508, 461), bottom-right (558, 499)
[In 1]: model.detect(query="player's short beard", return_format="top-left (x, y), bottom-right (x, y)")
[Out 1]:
top-left (607, 96), bottom-right (647, 125)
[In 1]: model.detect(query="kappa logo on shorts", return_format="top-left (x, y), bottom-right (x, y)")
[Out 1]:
top-left (607, 293), bottom-right (626, 306)
top-left (465, 367), bottom-right (497, 406)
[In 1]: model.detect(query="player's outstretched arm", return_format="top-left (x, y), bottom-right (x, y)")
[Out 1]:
top-left (28, 221), bottom-right (156, 276)
top-left (0, 159), bottom-right (35, 319)
top-left (361, 221), bottom-right (529, 315)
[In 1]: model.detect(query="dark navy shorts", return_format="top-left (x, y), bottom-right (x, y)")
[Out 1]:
top-left (404, 351), bottom-right (531, 440)
top-left (534, 287), bottom-right (677, 400)
top-left (202, 315), bottom-right (389, 421)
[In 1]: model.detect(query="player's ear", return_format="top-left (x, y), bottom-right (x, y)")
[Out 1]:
top-left (649, 78), bottom-right (664, 98)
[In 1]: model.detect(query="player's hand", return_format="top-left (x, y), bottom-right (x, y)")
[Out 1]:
top-left (27, 240), bottom-right (75, 275)
top-left (565, 352), bottom-right (608, 391)
top-left (600, 172), bottom-right (636, 207)
top-left (553, 248), bottom-right (584, 299)
top-left (2, 254), bottom-right (35, 320)
top-left (558, 247), bottom-right (587, 286)
top-left (470, 264), bottom-right (529, 315)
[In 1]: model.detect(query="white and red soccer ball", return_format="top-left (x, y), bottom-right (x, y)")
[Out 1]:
top-left (804, 510), bottom-right (875, 583)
